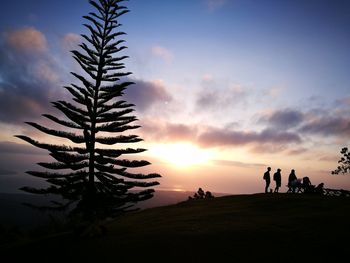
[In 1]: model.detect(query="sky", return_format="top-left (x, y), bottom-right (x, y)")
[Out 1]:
top-left (0, 0), bottom-right (349, 195)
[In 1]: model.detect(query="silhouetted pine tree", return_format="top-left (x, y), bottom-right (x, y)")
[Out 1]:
top-left (332, 147), bottom-right (350, 175)
top-left (15, 0), bottom-right (161, 219)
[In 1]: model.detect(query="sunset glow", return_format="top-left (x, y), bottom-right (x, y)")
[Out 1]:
top-left (149, 143), bottom-right (214, 167)
top-left (0, 0), bottom-right (349, 195)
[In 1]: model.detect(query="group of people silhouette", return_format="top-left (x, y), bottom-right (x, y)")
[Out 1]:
top-left (263, 167), bottom-right (281, 193)
top-left (188, 187), bottom-right (214, 200)
top-left (263, 167), bottom-right (324, 194)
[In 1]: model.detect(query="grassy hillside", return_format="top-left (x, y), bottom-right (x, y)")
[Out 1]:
top-left (0, 190), bottom-right (225, 227)
top-left (2, 193), bottom-right (350, 262)
top-left (0, 190), bottom-right (192, 228)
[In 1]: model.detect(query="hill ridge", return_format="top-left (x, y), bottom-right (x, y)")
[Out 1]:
top-left (3, 193), bottom-right (350, 262)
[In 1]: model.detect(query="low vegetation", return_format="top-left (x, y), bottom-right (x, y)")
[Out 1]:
top-left (2, 193), bottom-right (350, 262)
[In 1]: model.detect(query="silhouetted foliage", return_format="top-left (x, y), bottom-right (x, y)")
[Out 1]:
top-left (332, 147), bottom-right (350, 175)
top-left (15, 0), bottom-right (161, 219)
top-left (188, 188), bottom-right (214, 200)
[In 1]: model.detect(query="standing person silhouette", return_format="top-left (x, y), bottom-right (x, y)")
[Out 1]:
top-left (197, 187), bottom-right (205, 199)
top-left (288, 169), bottom-right (297, 193)
top-left (273, 168), bottom-right (282, 193)
top-left (263, 167), bottom-right (271, 193)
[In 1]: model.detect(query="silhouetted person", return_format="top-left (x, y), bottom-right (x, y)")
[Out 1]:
top-left (302, 176), bottom-right (314, 193)
top-left (263, 167), bottom-right (271, 193)
top-left (288, 169), bottom-right (297, 193)
top-left (302, 176), bottom-right (311, 187)
top-left (205, 191), bottom-right (214, 198)
top-left (273, 168), bottom-right (282, 193)
top-left (197, 188), bottom-right (205, 199)
top-left (315, 183), bottom-right (324, 195)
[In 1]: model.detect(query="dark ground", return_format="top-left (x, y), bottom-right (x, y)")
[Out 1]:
top-left (1, 193), bottom-right (350, 262)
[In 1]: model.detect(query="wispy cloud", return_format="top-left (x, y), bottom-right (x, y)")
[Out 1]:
top-left (197, 127), bottom-right (302, 148)
top-left (143, 121), bottom-right (198, 142)
top-left (318, 155), bottom-right (339, 162)
top-left (196, 76), bottom-right (249, 114)
top-left (265, 87), bottom-right (284, 98)
top-left (196, 84), bottom-right (248, 111)
top-left (34, 61), bottom-right (60, 83)
top-left (256, 105), bottom-right (350, 141)
top-left (250, 144), bottom-right (289, 154)
top-left (299, 116), bottom-right (350, 137)
top-left (343, 96), bottom-right (350, 105)
top-left (124, 79), bottom-right (173, 112)
top-left (61, 33), bottom-right (81, 50)
top-left (258, 108), bottom-right (304, 129)
top-left (151, 45), bottom-right (174, 63)
top-left (286, 147), bottom-right (308, 155)
top-left (0, 27), bottom-right (65, 124)
top-left (5, 27), bottom-right (47, 53)
top-left (213, 159), bottom-right (267, 168)
top-left (140, 119), bottom-right (301, 152)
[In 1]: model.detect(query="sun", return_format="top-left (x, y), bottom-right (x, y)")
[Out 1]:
top-left (149, 143), bottom-right (214, 167)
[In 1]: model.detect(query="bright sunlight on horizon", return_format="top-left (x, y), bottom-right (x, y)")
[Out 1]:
top-left (149, 143), bottom-right (215, 168)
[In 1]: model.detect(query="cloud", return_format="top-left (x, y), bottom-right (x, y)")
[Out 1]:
top-left (141, 120), bottom-right (198, 142)
top-left (334, 96), bottom-right (350, 109)
top-left (140, 119), bottom-right (301, 151)
top-left (151, 45), bottom-right (174, 63)
top-left (197, 127), bottom-right (302, 148)
top-left (205, 0), bottom-right (227, 11)
top-left (213, 159), bottom-right (267, 168)
top-left (318, 155), bottom-right (339, 162)
top-left (34, 61), bottom-right (60, 83)
top-left (250, 144), bottom-right (289, 154)
top-left (5, 27), bottom-right (47, 53)
top-left (124, 79), bottom-right (173, 112)
top-left (299, 116), bottom-right (350, 137)
top-left (196, 77), bottom-right (249, 112)
top-left (0, 141), bottom-right (45, 155)
top-left (258, 109), bottom-right (304, 129)
top-left (202, 74), bottom-right (213, 82)
top-left (265, 87), bottom-right (284, 98)
top-left (197, 86), bottom-right (248, 110)
top-left (61, 33), bottom-right (81, 50)
top-left (0, 87), bottom-right (45, 124)
top-left (0, 27), bottom-right (64, 124)
top-left (286, 147), bottom-right (308, 155)
top-left (0, 28), bottom-right (172, 126)
top-left (256, 106), bottom-right (350, 141)
top-left (342, 96), bottom-right (350, 105)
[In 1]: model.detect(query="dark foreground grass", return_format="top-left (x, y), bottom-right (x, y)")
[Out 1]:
top-left (2, 193), bottom-right (350, 262)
